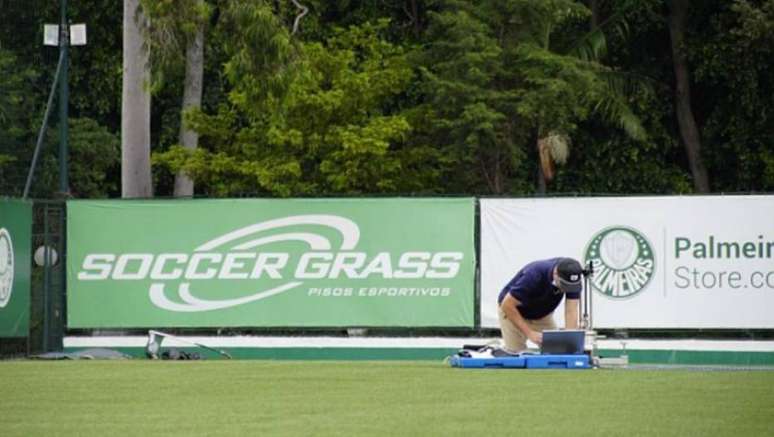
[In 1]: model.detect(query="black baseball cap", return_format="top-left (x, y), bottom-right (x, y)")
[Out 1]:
top-left (556, 258), bottom-right (583, 293)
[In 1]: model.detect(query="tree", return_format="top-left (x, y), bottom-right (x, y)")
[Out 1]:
top-left (3, 0), bottom-right (772, 198)
top-left (529, 0), bottom-right (648, 192)
top-left (690, 0), bottom-right (774, 191)
top-left (416, 0), bottom-right (646, 194)
top-left (416, 4), bottom-right (518, 194)
top-left (142, 0), bottom-right (211, 197)
top-left (668, 0), bottom-right (710, 192)
top-left (154, 17), bottom-right (419, 196)
top-left (39, 118), bottom-right (120, 198)
top-left (0, 46), bottom-right (37, 196)
top-left (122, 0), bottom-right (152, 198)
top-left (1, 7), bottom-right (123, 199)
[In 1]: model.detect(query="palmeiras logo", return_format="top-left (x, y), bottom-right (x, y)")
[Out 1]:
top-left (584, 226), bottom-right (655, 298)
top-left (0, 228), bottom-right (14, 308)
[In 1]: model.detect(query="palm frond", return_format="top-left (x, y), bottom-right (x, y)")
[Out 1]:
top-left (570, 27), bottom-right (608, 62)
top-left (599, 93), bottom-right (646, 141)
top-left (565, 0), bottom-right (638, 62)
top-left (588, 70), bottom-right (651, 141)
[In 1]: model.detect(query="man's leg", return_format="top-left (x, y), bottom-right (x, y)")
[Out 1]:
top-left (498, 306), bottom-right (527, 352)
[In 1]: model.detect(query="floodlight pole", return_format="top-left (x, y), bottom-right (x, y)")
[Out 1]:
top-left (58, 0), bottom-right (69, 196)
top-left (23, 54), bottom-right (63, 199)
top-left (24, 1), bottom-right (84, 199)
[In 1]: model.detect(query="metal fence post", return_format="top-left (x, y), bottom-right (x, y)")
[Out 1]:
top-left (42, 204), bottom-right (50, 352)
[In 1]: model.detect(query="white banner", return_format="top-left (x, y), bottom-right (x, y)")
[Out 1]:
top-left (481, 196), bottom-right (774, 328)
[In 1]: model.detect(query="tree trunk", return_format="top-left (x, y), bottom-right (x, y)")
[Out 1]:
top-left (534, 128), bottom-right (547, 195)
top-left (668, 0), bottom-right (710, 193)
top-left (173, 22), bottom-right (204, 197)
top-left (122, 0), bottom-right (152, 198)
top-left (409, 0), bottom-right (420, 38)
top-left (589, 0), bottom-right (600, 30)
top-left (493, 150), bottom-right (502, 194)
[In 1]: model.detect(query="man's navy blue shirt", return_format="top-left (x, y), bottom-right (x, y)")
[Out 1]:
top-left (497, 258), bottom-right (581, 320)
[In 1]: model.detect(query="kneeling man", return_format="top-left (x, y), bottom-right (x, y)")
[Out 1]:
top-left (498, 258), bottom-right (582, 353)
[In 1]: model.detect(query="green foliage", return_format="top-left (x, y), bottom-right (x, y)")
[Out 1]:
top-left (512, 43), bottom-right (599, 133)
top-left (35, 118), bottom-right (121, 198)
top-left (66, 0), bottom-right (124, 129)
top-left (415, 4), bottom-right (521, 193)
top-left (413, 0), bottom-right (648, 194)
top-left (141, 0), bottom-right (212, 90)
top-left (0, 48), bottom-right (35, 134)
top-left (221, 1), bottom-right (299, 109)
top-left (0, 154), bottom-right (16, 183)
top-left (155, 19), bottom-right (418, 196)
top-left (2, 0), bottom-right (772, 197)
top-left (565, 0), bottom-right (640, 62)
top-left (66, 118), bottom-right (121, 197)
top-left (690, 0), bottom-right (774, 191)
top-left (0, 47), bottom-right (37, 194)
top-left (761, 149), bottom-right (774, 189)
top-left (0, 50), bottom-right (27, 125)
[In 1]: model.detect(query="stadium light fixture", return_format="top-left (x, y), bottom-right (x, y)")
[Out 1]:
top-left (31, 0), bottom-right (88, 198)
top-left (69, 23), bottom-right (87, 46)
top-left (43, 24), bottom-right (59, 46)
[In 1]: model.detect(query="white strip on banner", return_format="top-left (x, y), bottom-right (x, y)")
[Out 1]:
top-left (481, 196), bottom-right (774, 329)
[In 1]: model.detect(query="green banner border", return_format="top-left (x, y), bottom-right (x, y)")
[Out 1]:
top-left (67, 198), bottom-right (476, 329)
top-left (0, 198), bottom-right (32, 337)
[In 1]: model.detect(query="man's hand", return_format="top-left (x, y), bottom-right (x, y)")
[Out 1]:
top-left (528, 330), bottom-right (543, 346)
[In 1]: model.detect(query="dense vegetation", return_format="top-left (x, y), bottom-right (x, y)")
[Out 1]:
top-left (1, 0), bottom-right (772, 198)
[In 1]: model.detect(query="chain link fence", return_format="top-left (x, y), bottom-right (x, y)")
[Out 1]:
top-left (0, 200), bottom-right (66, 358)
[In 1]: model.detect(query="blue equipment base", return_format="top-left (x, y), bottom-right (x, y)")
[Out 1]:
top-left (449, 354), bottom-right (590, 369)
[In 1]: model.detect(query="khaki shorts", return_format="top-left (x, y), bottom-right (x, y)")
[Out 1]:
top-left (498, 305), bottom-right (556, 353)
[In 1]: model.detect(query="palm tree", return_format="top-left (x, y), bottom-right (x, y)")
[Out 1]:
top-left (141, 0), bottom-right (211, 197)
top-left (122, 0), bottom-right (152, 198)
top-left (174, 1), bottom-right (206, 197)
top-left (535, 0), bottom-right (648, 193)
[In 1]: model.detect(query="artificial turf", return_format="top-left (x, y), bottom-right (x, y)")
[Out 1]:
top-left (1, 360), bottom-right (773, 436)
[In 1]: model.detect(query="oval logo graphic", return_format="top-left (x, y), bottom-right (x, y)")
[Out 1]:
top-left (0, 228), bottom-right (14, 308)
top-left (149, 214), bottom-right (359, 312)
top-left (584, 226), bottom-right (654, 298)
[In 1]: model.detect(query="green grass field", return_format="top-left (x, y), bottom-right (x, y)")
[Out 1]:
top-left (2, 360), bottom-right (773, 436)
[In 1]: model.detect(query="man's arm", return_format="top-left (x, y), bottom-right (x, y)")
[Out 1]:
top-left (500, 293), bottom-right (543, 345)
top-left (564, 298), bottom-right (579, 330)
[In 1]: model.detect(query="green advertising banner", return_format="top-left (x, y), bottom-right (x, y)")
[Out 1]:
top-left (0, 199), bottom-right (32, 337)
top-left (67, 198), bottom-right (475, 328)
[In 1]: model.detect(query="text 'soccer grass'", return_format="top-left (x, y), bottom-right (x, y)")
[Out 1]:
top-left (1, 361), bottom-right (773, 436)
